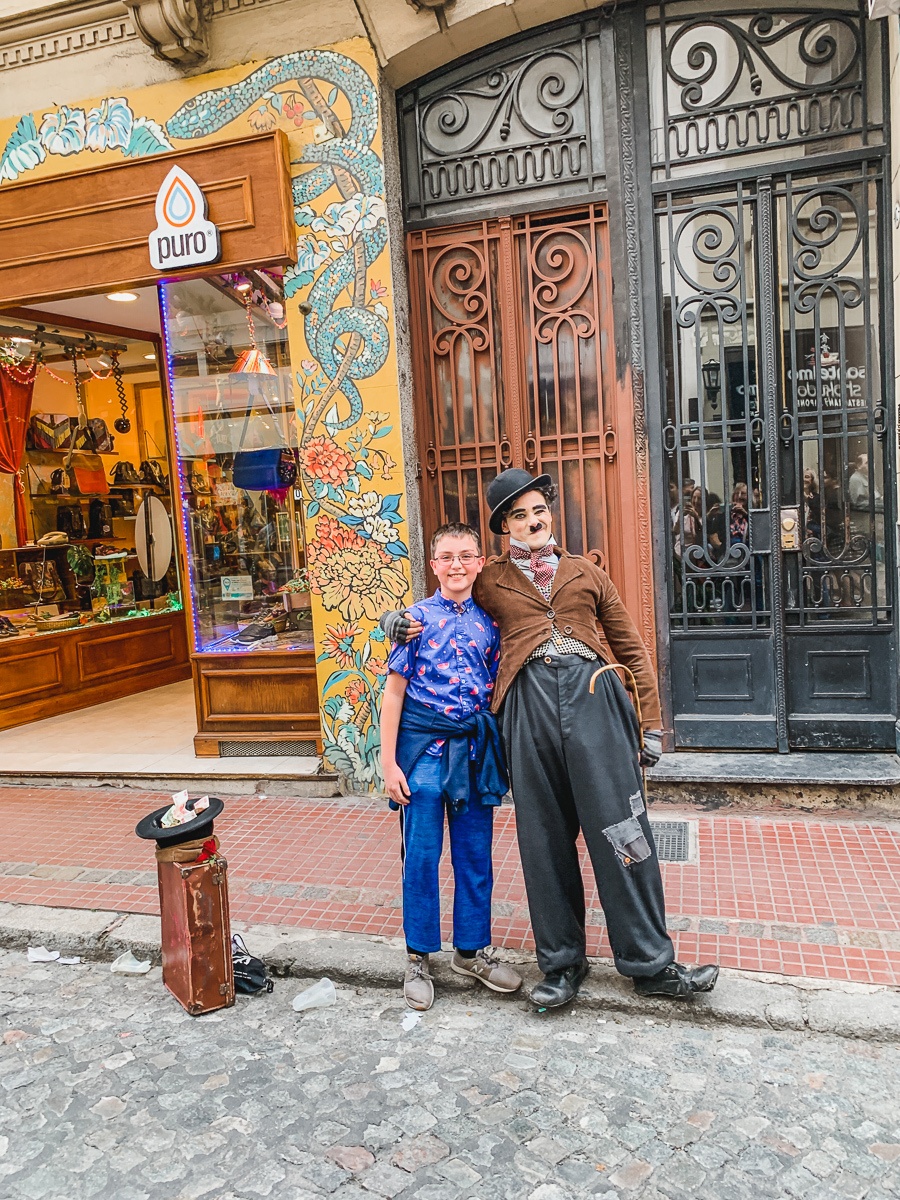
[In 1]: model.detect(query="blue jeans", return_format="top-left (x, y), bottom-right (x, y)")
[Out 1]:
top-left (400, 753), bottom-right (494, 955)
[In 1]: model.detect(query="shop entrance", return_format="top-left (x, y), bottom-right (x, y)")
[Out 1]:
top-left (649, 1), bottom-right (895, 750)
top-left (0, 297), bottom-right (189, 729)
top-left (0, 133), bottom-right (321, 752)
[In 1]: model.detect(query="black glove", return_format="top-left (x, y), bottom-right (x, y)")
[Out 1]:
top-left (639, 730), bottom-right (664, 769)
top-left (379, 610), bottom-right (413, 644)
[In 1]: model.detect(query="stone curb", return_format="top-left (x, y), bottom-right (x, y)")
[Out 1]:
top-left (4, 900), bottom-right (900, 1042)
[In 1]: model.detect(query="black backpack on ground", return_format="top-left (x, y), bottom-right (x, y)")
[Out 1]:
top-left (231, 934), bottom-right (274, 994)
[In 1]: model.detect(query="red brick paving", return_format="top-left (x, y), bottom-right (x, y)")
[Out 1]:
top-left (2, 785), bottom-right (900, 986)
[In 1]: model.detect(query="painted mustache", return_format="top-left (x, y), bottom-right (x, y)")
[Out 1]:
top-left (529, 522), bottom-right (545, 534)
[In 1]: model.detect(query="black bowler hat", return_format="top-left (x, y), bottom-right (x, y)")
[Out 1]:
top-left (487, 468), bottom-right (553, 535)
top-left (135, 796), bottom-right (224, 847)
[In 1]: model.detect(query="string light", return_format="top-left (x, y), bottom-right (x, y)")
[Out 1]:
top-left (158, 283), bottom-right (204, 654)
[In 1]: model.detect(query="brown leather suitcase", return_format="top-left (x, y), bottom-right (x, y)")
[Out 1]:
top-left (156, 854), bottom-right (235, 1015)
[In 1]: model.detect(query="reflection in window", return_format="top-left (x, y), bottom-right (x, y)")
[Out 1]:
top-left (161, 271), bottom-right (312, 653)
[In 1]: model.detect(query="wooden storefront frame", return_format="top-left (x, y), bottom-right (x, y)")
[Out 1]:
top-left (0, 131), bottom-right (322, 752)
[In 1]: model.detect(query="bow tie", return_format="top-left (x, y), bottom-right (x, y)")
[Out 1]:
top-left (510, 542), bottom-right (556, 589)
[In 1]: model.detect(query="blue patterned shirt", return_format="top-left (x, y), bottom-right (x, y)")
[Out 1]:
top-left (387, 591), bottom-right (501, 755)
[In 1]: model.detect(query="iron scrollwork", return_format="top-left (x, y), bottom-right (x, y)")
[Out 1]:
top-left (418, 49), bottom-right (586, 207)
top-left (528, 228), bottom-right (597, 348)
top-left (653, 6), bottom-right (874, 174)
top-left (398, 21), bottom-right (605, 224)
top-left (783, 170), bottom-right (886, 625)
top-left (427, 242), bottom-right (491, 360)
top-left (660, 184), bottom-right (768, 631)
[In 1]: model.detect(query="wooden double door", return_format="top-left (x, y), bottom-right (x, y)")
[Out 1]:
top-left (407, 203), bottom-right (653, 643)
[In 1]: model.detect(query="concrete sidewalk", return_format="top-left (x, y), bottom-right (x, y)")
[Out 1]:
top-left (5, 900), bottom-right (900, 1043)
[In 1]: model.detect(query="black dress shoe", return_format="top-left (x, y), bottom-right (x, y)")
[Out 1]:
top-left (529, 959), bottom-right (590, 1010)
top-left (633, 962), bottom-right (719, 1000)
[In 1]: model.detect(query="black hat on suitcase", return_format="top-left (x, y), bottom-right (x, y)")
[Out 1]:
top-left (135, 797), bottom-right (224, 847)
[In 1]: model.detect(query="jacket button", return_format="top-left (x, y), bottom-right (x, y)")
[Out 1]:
top-left (546, 609), bottom-right (555, 619)
top-left (564, 625), bottom-right (573, 634)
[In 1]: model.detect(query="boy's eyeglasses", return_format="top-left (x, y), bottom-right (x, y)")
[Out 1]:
top-left (433, 552), bottom-right (481, 565)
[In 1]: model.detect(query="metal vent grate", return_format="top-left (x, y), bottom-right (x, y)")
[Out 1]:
top-left (649, 820), bottom-right (691, 863)
top-left (219, 740), bottom-right (318, 758)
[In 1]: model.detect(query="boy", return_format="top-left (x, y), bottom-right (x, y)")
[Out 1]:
top-left (383, 471), bottom-right (718, 1009)
top-left (380, 521), bottom-right (522, 1011)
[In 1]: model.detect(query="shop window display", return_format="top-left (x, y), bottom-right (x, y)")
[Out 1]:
top-left (160, 270), bottom-right (312, 653)
top-left (0, 316), bottom-right (181, 639)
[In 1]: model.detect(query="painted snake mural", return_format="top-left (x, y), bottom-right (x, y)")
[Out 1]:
top-left (167, 50), bottom-right (390, 431)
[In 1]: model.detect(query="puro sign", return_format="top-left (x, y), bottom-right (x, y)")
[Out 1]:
top-left (149, 166), bottom-right (220, 271)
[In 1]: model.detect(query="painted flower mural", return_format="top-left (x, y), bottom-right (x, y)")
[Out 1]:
top-left (85, 99), bottom-right (133, 151)
top-left (0, 98), bottom-right (171, 181)
top-left (307, 515), bottom-right (407, 624)
top-left (311, 193), bottom-right (387, 247)
top-left (39, 107), bottom-right (86, 155)
top-left (322, 622), bottom-right (363, 669)
top-left (155, 47), bottom-right (412, 788)
top-left (301, 436), bottom-right (355, 488)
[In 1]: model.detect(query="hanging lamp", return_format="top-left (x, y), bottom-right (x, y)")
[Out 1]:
top-left (230, 294), bottom-right (276, 377)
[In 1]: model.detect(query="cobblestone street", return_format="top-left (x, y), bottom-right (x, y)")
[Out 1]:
top-left (3, 950), bottom-right (900, 1200)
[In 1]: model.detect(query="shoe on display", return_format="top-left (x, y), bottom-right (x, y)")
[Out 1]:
top-left (451, 948), bottom-right (522, 994)
top-left (233, 618), bottom-right (278, 645)
top-left (529, 958), bottom-right (590, 1010)
top-left (0, 616), bottom-right (18, 638)
top-left (263, 605), bottom-right (288, 634)
top-left (404, 954), bottom-right (434, 1011)
top-left (633, 962), bottom-right (719, 1000)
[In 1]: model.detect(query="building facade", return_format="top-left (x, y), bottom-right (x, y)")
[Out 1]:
top-left (0, 0), bottom-right (897, 788)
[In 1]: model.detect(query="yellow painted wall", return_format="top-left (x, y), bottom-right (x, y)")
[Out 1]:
top-left (0, 40), bottom-right (413, 788)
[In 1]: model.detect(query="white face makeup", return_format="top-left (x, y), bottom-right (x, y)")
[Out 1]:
top-left (501, 490), bottom-right (554, 550)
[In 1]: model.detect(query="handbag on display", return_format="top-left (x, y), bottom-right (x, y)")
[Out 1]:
top-left (69, 423), bottom-right (97, 452)
top-left (68, 453), bottom-right (109, 496)
top-left (50, 469), bottom-right (68, 494)
top-left (111, 461), bottom-right (142, 486)
top-left (88, 418), bottom-right (114, 454)
top-left (21, 559), bottom-right (66, 603)
top-left (88, 498), bottom-right (114, 540)
top-left (232, 448), bottom-right (297, 492)
top-left (188, 471), bottom-right (212, 495)
top-left (28, 414), bottom-right (74, 451)
top-left (56, 504), bottom-right (86, 540)
top-left (140, 460), bottom-right (168, 489)
top-left (110, 492), bottom-right (135, 517)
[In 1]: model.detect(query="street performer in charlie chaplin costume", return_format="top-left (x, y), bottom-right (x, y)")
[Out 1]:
top-left (381, 468), bottom-right (718, 1009)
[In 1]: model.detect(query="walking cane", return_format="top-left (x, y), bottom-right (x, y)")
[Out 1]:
top-left (587, 662), bottom-right (647, 791)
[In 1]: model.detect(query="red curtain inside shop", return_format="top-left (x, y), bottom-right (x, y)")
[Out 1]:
top-left (0, 367), bottom-right (35, 545)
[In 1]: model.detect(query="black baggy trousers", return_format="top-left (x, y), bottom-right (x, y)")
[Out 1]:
top-left (500, 655), bottom-right (675, 978)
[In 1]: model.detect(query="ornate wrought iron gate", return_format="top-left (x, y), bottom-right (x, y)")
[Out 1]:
top-left (400, 15), bottom-right (655, 648)
top-left (407, 208), bottom-right (645, 600)
top-left (649, 2), bottom-right (895, 749)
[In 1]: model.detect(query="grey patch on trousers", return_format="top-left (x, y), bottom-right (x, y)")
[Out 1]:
top-left (628, 790), bottom-right (645, 817)
top-left (603, 815), bottom-right (652, 867)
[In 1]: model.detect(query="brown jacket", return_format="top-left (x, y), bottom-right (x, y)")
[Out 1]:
top-left (473, 549), bottom-right (661, 726)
